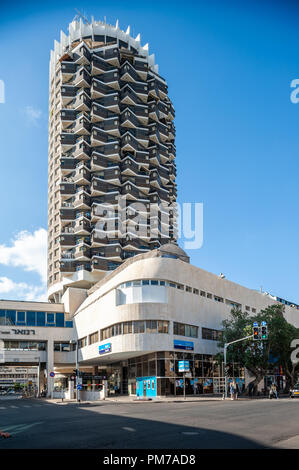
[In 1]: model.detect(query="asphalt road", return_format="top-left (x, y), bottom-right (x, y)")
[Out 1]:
top-left (0, 397), bottom-right (299, 449)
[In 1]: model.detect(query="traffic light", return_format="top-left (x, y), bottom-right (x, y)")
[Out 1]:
top-left (73, 369), bottom-right (78, 376)
top-left (261, 322), bottom-right (268, 340)
top-left (253, 324), bottom-right (260, 340)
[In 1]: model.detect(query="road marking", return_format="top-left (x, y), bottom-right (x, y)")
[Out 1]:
top-left (182, 432), bottom-right (199, 435)
top-left (22, 405), bottom-right (31, 408)
top-left (2, 421), bottom-right (43, 436)
top-left (0, 406), bottom-right (6, 409)
top-left (122, 427), bottom-right (136, 432)
top-left (10, 406), bottom-right (18, 409)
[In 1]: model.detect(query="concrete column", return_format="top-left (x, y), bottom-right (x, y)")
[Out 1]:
top-left (46, 339), bottom-right (54, 398)
top-left (68, 379), bottom-right (74, 399)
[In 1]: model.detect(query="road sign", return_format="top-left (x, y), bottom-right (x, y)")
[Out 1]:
top-left (253, 322), bottom-right (258, 327)
top-left (49, 372), bottom-right (55, 378)
top-left (261, 321), bottom-right (267, 326)
top-left (77, 384), bottom-right (82, 390)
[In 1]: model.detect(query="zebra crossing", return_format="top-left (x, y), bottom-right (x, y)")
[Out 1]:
top-left (0, 402), bottom-right (52, 410)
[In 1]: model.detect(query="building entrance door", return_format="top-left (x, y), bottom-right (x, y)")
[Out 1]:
top-left (143, 380), bottom-right (146, 397)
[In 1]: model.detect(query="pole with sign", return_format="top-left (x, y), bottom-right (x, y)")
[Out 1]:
top-left (178, 361), bottom-right (189, 400)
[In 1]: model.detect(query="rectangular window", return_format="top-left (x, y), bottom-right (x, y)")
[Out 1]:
top-left (36, 312), bottom-right (45, 327)
top-left (26, 311), bottom-right (36, 326)
top-left (174, 322), bottom-right (198, 338)
top-left (133, 321), bottom-right (145, 334)
top-left (158, 321), bottom-right (169, 334)
top-left (46, 313), bottom-right (55, 325)
top-left (55, 312), bottom-right (64, 327)
top-left (123, 322), bottom-right (132, 334)
top-left (6, 310), bottom-right (16, 326)
top-left (89, 332), bottom-right (99, 344)
top-left (17, 311), bottom-right (26, 324)
top-left (78, 337), bottom-right (87, 349)
top-left (202, 327), bottom-right (222, 341)
top-left (146, 320), bottom-right (157, 333)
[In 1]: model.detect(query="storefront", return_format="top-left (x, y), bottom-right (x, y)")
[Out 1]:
top-left (126, 352), bottom-right (245, 397)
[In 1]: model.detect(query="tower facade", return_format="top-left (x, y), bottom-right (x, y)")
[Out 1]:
top-left (48, 19), bottom-right (177, 302)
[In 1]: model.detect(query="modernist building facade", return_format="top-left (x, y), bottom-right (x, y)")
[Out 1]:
top-left (1, 19), bottom-right (298, 399)
top-left (48, 19), bottom-right (177, 303)
top-left (1, 243), bottom-right (299, 398)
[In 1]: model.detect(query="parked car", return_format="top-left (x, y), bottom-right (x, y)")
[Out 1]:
top-left (290, 383), bottom-right (299, 398)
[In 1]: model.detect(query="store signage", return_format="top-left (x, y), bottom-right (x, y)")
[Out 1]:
top-left (12, 329), bottom-right (35, 335)
top-left (174, 340), bottom-right (194, 351)
top-left (178, 360), bottom-right (190, 372)
top-left (99, 343), bottom-right (112, 355)
top-left (0, 329), bottom-right (36, 335)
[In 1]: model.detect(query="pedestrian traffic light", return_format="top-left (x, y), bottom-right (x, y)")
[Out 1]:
top-left (253, 326), bottom-right (259, 340)
top-left (73, 369), bottom-right (78, 376)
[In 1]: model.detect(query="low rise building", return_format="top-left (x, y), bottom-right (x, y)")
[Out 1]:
top-left (1, 242), bottom-right (298, 398)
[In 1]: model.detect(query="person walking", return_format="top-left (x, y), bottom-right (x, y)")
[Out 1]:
top-left (272, 383), bottom-right (278, 399)
top-left (230, 380), bottom-right (236, 400)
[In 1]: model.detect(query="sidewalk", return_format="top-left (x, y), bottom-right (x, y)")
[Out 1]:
top-left (36, 394), bottom-right (287, 405)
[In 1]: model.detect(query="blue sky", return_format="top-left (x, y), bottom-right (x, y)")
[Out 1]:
top-left (0, 0), bottom-right (298, 303)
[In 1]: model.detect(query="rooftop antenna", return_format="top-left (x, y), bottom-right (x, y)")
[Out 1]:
top-left (74, 8), bottom-right (90, 25)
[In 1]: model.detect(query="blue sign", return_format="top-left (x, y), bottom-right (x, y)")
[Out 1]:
top-left (77, 384), bottom-right (82, 390)
top-left (261, 321), bottom-right (267, 326)
top-left (99, 343), bottom-right (112, 355)
top-left (178, 360), bottom-right (190, 372)
top-left (174, 340), bottom-right (194, 351)
top-left (253, 322), bottom-right (258, 327)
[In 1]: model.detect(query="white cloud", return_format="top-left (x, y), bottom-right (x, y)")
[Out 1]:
top-left (24, 106), bottom-right (43, 126)
top-left (0, 277), bottom-right (47, 302)
top-left (0, 228), bottom-right (47, 283)
top-left (0, 229), bottom-right (47, 302)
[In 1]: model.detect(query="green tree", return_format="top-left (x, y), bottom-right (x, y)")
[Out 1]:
top-left (216, 305), bottom-right (299, 394)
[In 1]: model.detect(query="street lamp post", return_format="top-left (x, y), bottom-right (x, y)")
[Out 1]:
top-left (70, 339), bottom-right (80, 402)
top-left (224, 335), bottom-right (254, 399)
top-left (34, 356), bottom-right (41, 398)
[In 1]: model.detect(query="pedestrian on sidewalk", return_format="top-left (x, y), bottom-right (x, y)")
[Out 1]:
top-left (230, 380), bottom-right (236, 400)
top-left (270, 383), bottom-right (278, 399)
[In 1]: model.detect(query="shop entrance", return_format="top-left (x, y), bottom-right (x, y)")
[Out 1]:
top-left (136, 376), bottom-right (157, 399)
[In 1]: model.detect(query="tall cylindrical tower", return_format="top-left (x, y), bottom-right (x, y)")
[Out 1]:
top-left (48, 19), bottom-right (177, 302)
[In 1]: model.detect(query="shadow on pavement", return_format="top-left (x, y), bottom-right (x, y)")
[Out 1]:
top-left (0, 399), bottom-right (267, 450)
